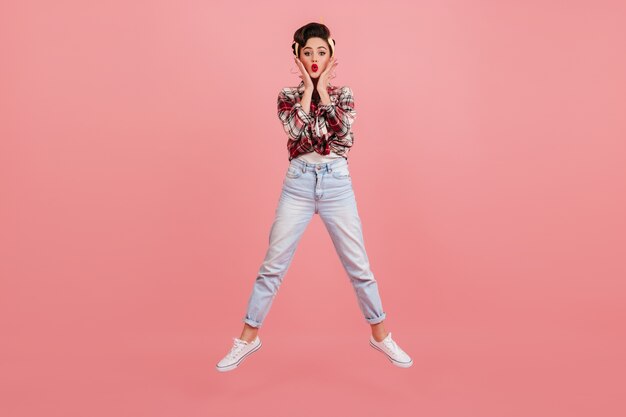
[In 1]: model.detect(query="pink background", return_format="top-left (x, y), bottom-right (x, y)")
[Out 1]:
top-left (2, 1), bottom-right (625, 416)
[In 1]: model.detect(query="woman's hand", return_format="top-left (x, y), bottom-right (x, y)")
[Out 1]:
top-left (293, 57), bottom-right (314, 92)
top-left (316, 56), bottom-right (338, 93)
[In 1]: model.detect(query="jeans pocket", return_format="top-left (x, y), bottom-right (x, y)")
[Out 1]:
top-left (285, 165), bottom-right (303, 179)
top-left (331, 168), bottom-right (351, 179)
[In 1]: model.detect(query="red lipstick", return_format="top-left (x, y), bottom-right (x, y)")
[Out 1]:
top-left (311, 64), bottom-right (318, 72)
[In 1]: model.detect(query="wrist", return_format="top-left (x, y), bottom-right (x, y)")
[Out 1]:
top-left (317, 89), bottom-right (330, 104)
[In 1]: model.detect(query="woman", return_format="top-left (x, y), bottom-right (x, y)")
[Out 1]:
top-left (216, 22), bottom-right (412, 372)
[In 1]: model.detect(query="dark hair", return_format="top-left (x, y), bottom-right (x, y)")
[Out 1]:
top-left (291, 22), bottom-right (336, 58)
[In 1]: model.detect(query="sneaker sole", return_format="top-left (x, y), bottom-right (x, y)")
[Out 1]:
top-left (215, 340), bottom-right (263, 372)
top-left (369, 340), bottom-right (413, 368)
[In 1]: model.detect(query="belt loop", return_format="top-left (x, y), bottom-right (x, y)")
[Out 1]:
top-left (302, 161), bottom-right (306, 173)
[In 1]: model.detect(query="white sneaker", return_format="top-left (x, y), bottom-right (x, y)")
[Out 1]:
top-left (369, 332), bottom-right (413, 368)
top-left (215, 336), bottom-right (262, 372)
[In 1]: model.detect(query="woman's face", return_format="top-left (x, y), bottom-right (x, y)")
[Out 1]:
top-left (299, 37), bottom-right (331, 78)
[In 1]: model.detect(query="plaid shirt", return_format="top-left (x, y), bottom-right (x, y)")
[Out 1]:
top-left (277, 81), bottom-right (357, 161)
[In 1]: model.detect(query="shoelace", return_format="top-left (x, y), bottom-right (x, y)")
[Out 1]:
top-left (382, 337), bottom-right (398, 352)
top-left (226, 337), bottom-right (249, 359)
top-left (382, 334), bottom-right (406, 355)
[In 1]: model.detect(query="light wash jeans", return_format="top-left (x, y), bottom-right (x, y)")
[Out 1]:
top-left (242, 157), bottom-right (387, 328)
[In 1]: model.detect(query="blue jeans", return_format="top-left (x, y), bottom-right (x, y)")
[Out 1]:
top-left (242, 157), bottom-right (387, 328)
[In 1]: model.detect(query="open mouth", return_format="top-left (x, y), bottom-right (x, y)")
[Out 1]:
top-left (311, 64), bottom-right (318, 72)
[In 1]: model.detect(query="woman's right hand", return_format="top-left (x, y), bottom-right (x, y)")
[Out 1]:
top-left (293, 57), bottom-right (314, 92)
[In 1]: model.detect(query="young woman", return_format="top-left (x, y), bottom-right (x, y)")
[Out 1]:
top-left (216, 23), bottom-right (412, 372)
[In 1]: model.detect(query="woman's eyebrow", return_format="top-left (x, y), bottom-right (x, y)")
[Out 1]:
top-left (303, 46), bottom-right (328, 50)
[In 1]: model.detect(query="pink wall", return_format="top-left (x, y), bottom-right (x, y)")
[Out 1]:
top-left (1, 1), bottom-right (625, 416)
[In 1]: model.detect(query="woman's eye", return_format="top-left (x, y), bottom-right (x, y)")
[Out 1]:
top-left (320, 52), bottom-right (326, 56)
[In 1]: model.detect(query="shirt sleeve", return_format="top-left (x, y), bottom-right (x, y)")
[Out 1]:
top-left (316, 86), bottom-right (357, 144)
top-left (277, 89), bottom-right (314, 141)
top-left (287, 124), bottom-right (317, 159)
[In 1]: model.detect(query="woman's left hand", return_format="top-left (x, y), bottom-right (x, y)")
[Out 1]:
top-left (317, 56), bottom-right (338, 93)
